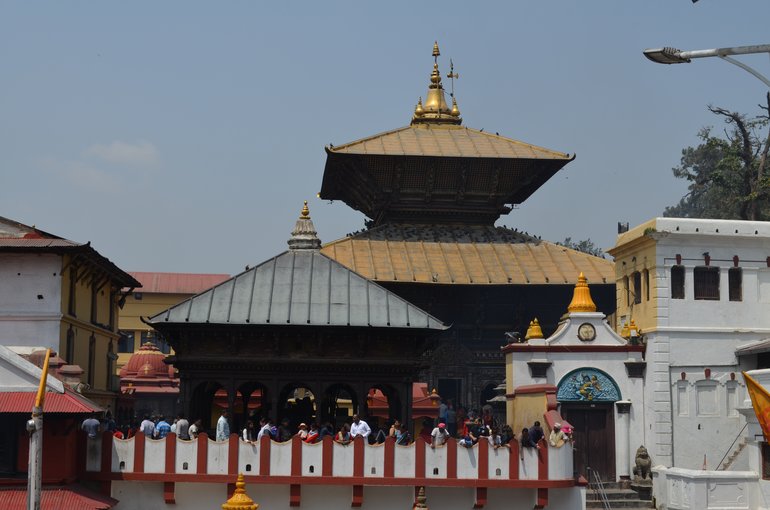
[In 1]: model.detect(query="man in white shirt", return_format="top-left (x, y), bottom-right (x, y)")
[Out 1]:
top-left (350, 414), bottom-right (371, 439)
top-left (431, 422), bottom-right (450, 448)
top-left (216, 410), bottom-right (230, 441)
top-left (139, 415), bottom-right (155, 438)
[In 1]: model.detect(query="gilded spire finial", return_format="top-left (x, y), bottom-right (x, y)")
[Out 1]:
top-left (288, 201), bottom-right (321, 251)
top-left (221, 473), bottom-right (258, 510)
top-left (411, 42), bottom-right (461, 125)
top-left (567, 273), bottom-right (597, 313)
top-left (413, 486), bottom-right (429, 510)
top-left (525, 318), bottom-right (544, 340)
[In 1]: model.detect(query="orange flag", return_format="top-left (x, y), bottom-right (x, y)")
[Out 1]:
top-left (743, 371), bottom-right (770, 439)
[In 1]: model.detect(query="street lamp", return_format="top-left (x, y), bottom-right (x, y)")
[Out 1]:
top-left (643, 44), bottom-right (770, 88)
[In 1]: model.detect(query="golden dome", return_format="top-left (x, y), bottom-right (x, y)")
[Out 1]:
top-left (567, 273), bottom-right (597, 313)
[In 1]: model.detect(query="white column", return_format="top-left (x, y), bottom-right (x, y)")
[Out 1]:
top-left (616, 400), bottom-right (632, 479)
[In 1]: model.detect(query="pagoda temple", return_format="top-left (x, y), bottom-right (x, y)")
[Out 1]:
top-left (320, 43), bottom-right (615, 407)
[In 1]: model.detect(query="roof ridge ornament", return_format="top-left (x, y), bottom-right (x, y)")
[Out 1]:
top-left (411, 41), bottom-right (462, 125)
top-left (288, 201), bottom-right (322, 251)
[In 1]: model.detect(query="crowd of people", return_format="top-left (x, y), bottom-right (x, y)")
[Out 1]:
top-left (81, 401), bottom-right (575, 456)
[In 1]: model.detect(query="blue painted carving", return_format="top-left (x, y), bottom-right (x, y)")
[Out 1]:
top-left (557, 368), bottom-right (621, 402)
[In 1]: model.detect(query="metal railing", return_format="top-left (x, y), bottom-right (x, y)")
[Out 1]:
top-left (587, 467), bottom-right (611, 510)
top-left (716, 423), bottom-right (748, 471)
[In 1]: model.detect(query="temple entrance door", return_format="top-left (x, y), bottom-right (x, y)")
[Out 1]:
top-left (560, 403), bottom-right (615, 482)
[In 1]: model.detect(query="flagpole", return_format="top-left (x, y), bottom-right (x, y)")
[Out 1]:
top-left (27, 349), bottom-right (50, 510)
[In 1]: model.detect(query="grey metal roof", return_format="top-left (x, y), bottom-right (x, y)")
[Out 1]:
top-left (149, 250), bottom-right (447, 330)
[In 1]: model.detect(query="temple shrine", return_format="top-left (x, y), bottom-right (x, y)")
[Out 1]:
top-left (319, 43), bottom-right (614, 407)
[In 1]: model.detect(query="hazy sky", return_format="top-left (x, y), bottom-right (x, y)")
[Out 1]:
top-left (3, 2), bottom-right (769, 275)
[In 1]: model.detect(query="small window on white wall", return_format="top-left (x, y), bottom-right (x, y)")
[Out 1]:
top-left (677, 381), bottom-right (689, 417)
top-left (696, 381), bottom-right (719, 416)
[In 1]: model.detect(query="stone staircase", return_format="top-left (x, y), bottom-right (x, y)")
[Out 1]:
top-left (720, 437), bottom-right (748, 471)
top-left (586, 481), bottom-right (653, 509)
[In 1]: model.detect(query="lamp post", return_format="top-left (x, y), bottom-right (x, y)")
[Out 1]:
top-left (643, 44), bottom-right (770, 88)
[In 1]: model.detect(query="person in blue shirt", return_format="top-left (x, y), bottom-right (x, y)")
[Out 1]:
top-left (216, 410), bottom-right (231, 441)
top-left (155, 417), bottom-right (172, 439)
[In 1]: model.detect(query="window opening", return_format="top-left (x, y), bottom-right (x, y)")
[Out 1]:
top-left (694, 266), bottom-right (720, 300)
top-left (671, 266), bottom-right (685, 299)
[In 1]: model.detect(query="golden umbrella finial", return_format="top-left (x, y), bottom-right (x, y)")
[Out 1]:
top-left (432, 41), bottom-right (440, 58)
top-left (300, 200), bottom-right (310, 219)
top-left (525, 318), bottom-right (544, 340)
top-left (221, 473), bottom-right (258, 510)
top-left (567, 273), bottom-right (597, 313)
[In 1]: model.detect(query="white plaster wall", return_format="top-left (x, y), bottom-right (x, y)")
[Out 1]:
top-left (271, 440), bottom-right (292, 476)
top-left (301, 440), bottom-right (323, 476)
top-left (548, 443), bottom-right (573, 480)
top-left (0, 254), bottom-right (62, 350)
top-left (176, 439), bottom-right (197, 474)
top-left (207, 438), bottom-right (228, 474)
top-left (111, 481), bottom-right (582, 510)
top-left (363, 442), bottom-right (384, 477)
top-left (456, 444), bottom-right (479, 479)
top-left (112, 437), bottom-right (134, 473)
top-left (425, 443), bottom-right (448, 478)
top-left (393, 444), bottom-right (415, 478)
top-left (519, 446), bottom-right (538, 480)
top-left (487, 446), bottom-right (509, 479)
top-left (332, 442), bottom-right (354, 477)
top-left (143, 438), bottom-right (166, 473)
top-left (237, 439), bottom-right (257, 475)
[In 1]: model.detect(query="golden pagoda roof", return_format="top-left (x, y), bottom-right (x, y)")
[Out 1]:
top-left (320, 225), bottom-right (614, 285)
top-left (327, 123), bottom-right (571, 160)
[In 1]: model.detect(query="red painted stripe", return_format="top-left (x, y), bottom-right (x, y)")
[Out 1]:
top-left (383, 436), bottom-right (395, 478)
top-left (473, 487), bottom-right (487, 509)
top-left (228, 434), bottom-right (239, 475)
top-left (535, 487), bottom-right (548, 509)
top-left (260, 435), bottom-right (271, 476)
top-left (163, 481), bottom-right (175, 504)
top-left (508, 441), bottom-right (519, 480)
top-left (414, 437), bottom-right (426, 478)
top-left (165, 433), bottom-right (177, 474)
top-left (353, 436), bottom-right (365, 477)
top-left (352, 485), bottom-right (363, 507)
top-left (477, 440), bottom-right (488, 480)
top-left (196, 433), bottom-right (208, 475)
top-left (322, 436), bottom-right (333, 476)
top-left (134, 433), bottom-right (145, 474)
top-left (290, 484), bottom-right (301, 507)
top-left (537, 439), bottom-right (548, 480)
top-left (291, 436), bottom-right (302, 477)
top-left (446, 438), bottom-right (457, 479)
top-left (100, 433), bottom-right (113, 474)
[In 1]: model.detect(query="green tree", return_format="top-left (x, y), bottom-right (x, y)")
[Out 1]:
top-left (665, 94), bottom-right (770, 221)
top-left (557, 237), bottom-right (605, 258)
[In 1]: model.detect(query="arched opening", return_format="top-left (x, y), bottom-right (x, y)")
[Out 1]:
top-left (236, 382), bottom-right (268, 433)
top-left (190, 380), bottom-right (225, 433)
top-left (320, 383), bottom-right (357, 427)
top-left (278, 384), bottom-right (317, 430)
top-left (365, 384), bottom-right (401, 441)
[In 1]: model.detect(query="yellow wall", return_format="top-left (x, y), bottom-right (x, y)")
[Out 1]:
top-left (608, 219), bottom-right (659, 334)
top-left (58, 254), bottom-right (122, 405)
top-left (510, 393), bottom-right (547, 437)
top-left (116, 292), bottom-right (192, 371)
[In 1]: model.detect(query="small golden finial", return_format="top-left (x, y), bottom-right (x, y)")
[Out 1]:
top-left (525, 318), bottom-right (544, 340)
top-left (222, 473), bottom-right (258, 510)
top-left (567, 273), bottom-right (597, 313)
top-left (620, 322), bottom-right (630, 338)
top-left (300, 201), bottom-right (310, 219)
top-left (432, 41), bottom-right (440, 58)
top-left (451, 97), bottom-right (460, 117)
top-left (414, 97), bottom-right (424, 117)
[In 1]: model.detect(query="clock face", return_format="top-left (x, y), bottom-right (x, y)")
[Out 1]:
top-left (578, 323), bottom-right (596, 341)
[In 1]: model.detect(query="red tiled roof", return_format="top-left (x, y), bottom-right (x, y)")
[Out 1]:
top-left (0, 484), bottom-right (118, 510)
top-left (128, 271), bottom-right (230, 294)
top-left (0, 389), bottom-right (102, 414)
